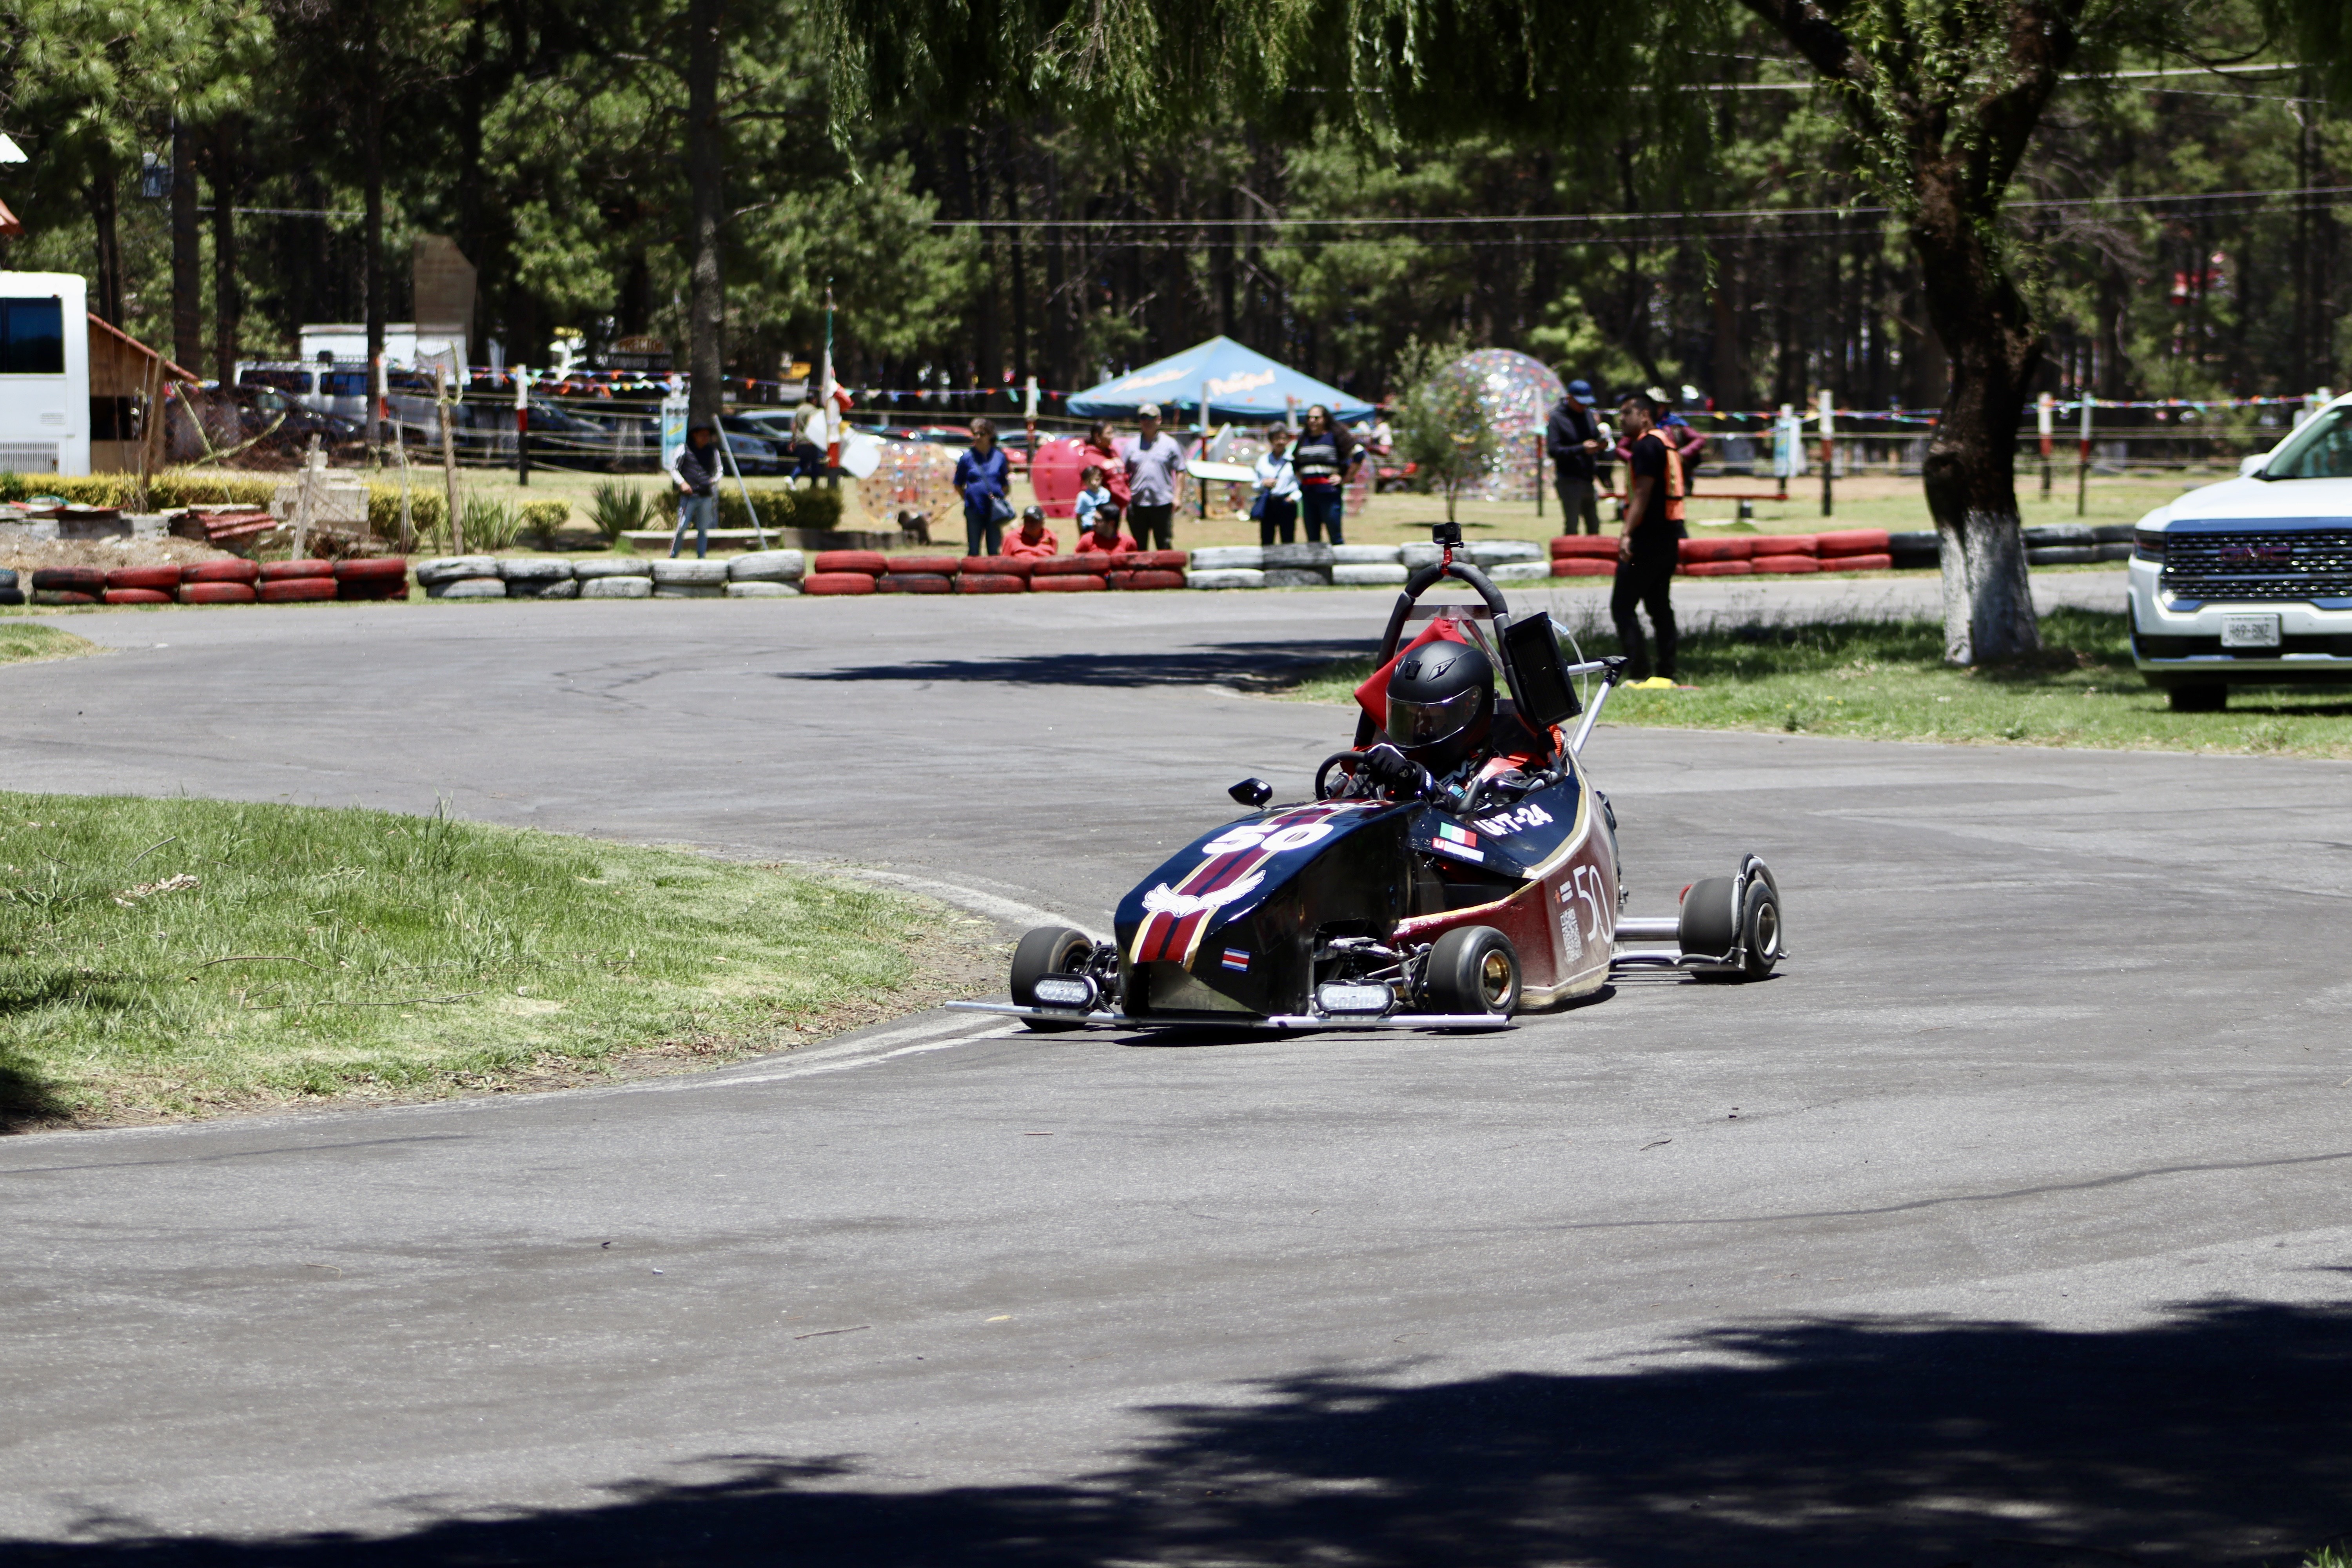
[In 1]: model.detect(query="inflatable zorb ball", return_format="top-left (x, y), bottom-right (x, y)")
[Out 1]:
top-left (1435, 348), bottom-right (1566, 503)
top-left (856, 440), bottom-right (962, 528)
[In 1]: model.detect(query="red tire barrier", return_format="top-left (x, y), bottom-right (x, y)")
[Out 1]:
top-left (1551, 535), bottom-right (1620, 558)
top-left (1760, 534), bottom-right (1818, 555)
top-left (1134, 550), bottom-right (1189, 571)
top-left (1680, 561), bottom-right (1753, 577)
top-left (803, 572), bottom-right (878, 595)
top-left (1814, 528), bottom-right (1891, 557)
top-left (812, 550), bottom-right (888, 575)
top-left (1032, 555), bottom-right (1109, 576)
top-left (1109, 569), bottom-right (1187, 591)
top-left (1679, 537), bottom-right (1752, 563)
top-left (334, 557), bottom-right (409, 581)
top-left (262, 559), bottom-right (335, 580)
top-left (1033, 572), bottom-right (1107, 592)
top-left (1751, 555), bottom-right (1821, 575)
top-left (31, 567), bottom-right (105, 593)
top-left (960, 555), bottom-right (1036, 577)
top-left (956, 572), bottom-right (1027, 594)
top-left (33, 590), bottom-right (97, 605)
top-left (105, 566), bottom-right (184, 592)
top-left (260, 577), bottom-right (338, 603)
top-left (102, 588), bottom-right (174, 604)
top-left (1820, 553), bottom-right (1893, 573)
top-left (1552, 558), bottom-right (1617, 577)
top-left (180, 581), bottom-right (258, 604)
top-left (338, 579), bottom-right (410, 600)
top-left (889, 555), bottom-right (963, 576)
top-left (184, 559), bottom-right (261, 584)
top-left (876, 573), bottom-right (953, 593)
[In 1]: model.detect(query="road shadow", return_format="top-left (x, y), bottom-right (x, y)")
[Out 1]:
top-left (782, 640), bottom-right (1370, 691)
top-left (15, 1296), bottom-right (2352, 1564)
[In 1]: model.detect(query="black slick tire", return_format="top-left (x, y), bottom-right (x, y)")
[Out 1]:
top-left (1010, 925), bottom-right (1094, 1033)
top-left (1421, 926), bottom-right (1520, 1016)
top-left (2168, 682), bottom-right (2226, 712)
top-left (1738, 877), bottom-right (1782, 980)
top-left (1678, 877), bottom-right (1739, 960)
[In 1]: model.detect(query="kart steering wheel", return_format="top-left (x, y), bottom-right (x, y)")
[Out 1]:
top-left (1314, 750), bottom-right (1367, 800)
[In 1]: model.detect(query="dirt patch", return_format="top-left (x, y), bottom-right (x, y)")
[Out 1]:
top-left (0, 525), bottom-right (236, 580)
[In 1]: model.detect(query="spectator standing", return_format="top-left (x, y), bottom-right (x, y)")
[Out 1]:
top-left (666, 423), bottom-right (722, 559)
top-left (1252, 424), bottom-right (1299, 546)
top-left (1123, 403), bottom-right (1187, 551)
top-left (791, 392), bottom-right (829, 482)
top-left (1291, 404), bottom-right (1358, 546)
top-left (1071, 465), bottom-right (1120, 537)
top-left (1664, 410), bottom-right (1706, 494)
top-left (1003, 504), bottom-right (1059, 558)
top-left (1080, 421), bottom-right (1131, 514)
top-left (1546, 379), bottom-right (1605, 535)
top-left (1612, 392), bottom-right (1686, 690)
top-left (955, 417), bottom-right (1013, 556)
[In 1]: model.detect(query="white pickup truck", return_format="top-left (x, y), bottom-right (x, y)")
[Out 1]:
top-left (2130, 396), bottom-right (2352, 710)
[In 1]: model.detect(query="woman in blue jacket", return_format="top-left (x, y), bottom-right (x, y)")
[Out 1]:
top-left (955, 419), bottom-right (1013, 556)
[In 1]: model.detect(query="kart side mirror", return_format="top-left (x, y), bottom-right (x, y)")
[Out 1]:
top-left (1229, 777), bottom-right (1273, 809)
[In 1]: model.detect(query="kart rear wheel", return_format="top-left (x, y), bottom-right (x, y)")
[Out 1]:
top-left (1737, 877), bottom-right (1782, 980)
top-left (1678, 877), bottom-right (1739, 960)
top-left (1010, 926), bottom-right (1094, 1033)
top-left (1422, 926), bottom-right (1520, 1016)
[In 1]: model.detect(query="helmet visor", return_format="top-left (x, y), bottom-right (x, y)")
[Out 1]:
top-left (1387, 685), bottom-right (1483, 749)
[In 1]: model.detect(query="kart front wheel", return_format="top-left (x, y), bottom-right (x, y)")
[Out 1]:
top-left (1010, 925), bottom-right (1094, 1033)
top-left (1422, 926), bottom-right (1520, 1016)
top-left (1737, 877), bottom-right (1782, 979)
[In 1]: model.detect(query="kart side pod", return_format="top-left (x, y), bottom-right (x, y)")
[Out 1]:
top-left (1611, 854), bottom-right (1784, 981)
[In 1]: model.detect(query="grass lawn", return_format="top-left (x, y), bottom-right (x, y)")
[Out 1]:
top-left (0, 623), bottom-right (101, 662)
top-left (1278, 608), bottom-right (2352, 760)
top-left (0, 794), bottom-right (991, 1129)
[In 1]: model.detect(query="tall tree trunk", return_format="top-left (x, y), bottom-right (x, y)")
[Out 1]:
top-left (1042, 151), bottom-right (1068, 388)
top-left (171, 116), bottom-right (201, 372)
top-left (685, 0), bottom-right (726, 427)
top-left (211, 121), bottom-right (241, 385)
top-left (359, 0), bottom-right (386, 454)
top-left (1913, 172), bottom-right (2041, 664)
top-left (1003, 127), bottom-right (1028, 385)
top-left (88, 158), bottom-right (124, 327)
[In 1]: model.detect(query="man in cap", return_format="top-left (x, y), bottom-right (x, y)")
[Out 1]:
top-left (1123, 403), bottom-right (1187, 552)
top-left (1546, 379), bottom-right (1604, 535)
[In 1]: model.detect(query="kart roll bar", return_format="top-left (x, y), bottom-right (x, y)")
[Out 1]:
top-left (1351, 556), bottom-right (1514, 750)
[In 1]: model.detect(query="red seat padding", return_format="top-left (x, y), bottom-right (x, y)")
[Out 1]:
top-left (260, 577), bottom-right (338, 602)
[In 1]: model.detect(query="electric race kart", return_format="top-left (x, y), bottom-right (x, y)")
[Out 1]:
top-left (953, 525), bottom-right (1784, 1032)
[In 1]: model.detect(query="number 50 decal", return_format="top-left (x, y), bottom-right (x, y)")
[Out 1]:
top-left (1569, 863), bottom-right (1613, 950)
top-left (1201, 820), bottom-right (1335, 857)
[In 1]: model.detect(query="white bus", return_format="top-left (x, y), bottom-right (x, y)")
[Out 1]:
top-left (0, 272), bottom-right (89, 476)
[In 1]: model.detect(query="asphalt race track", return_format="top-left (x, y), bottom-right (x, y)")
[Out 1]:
top-left (7, 575), bottom-right (2352, 1567)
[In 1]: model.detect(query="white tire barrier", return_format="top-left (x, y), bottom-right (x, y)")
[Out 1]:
top-left (1399, 542), bottom-right (1443, 569)
top-left (1332, 544), bottom-right (1403, 565)
top-left (1486, 561), bottom-right (1552, 583)
top-left (428, 577), bottom-right (506, 600)
top-left (730, 550), bottom-right (806, 582)
top-left (654, 584), bottom-right (726, 599)
top-left (499, 558), bottom-right (573, 583)
top-left (727, 581), bottom-right (801, 597)
top-left (530, 579), bottom-right (581, 600)
top-left (1332, 562), bottom-right (1410, 586)
top-left (1468, 540), bottom-right (1543, 565)
top-left (575, 559), bottom-right (654, 579)
top-left (1187, 568), bottom-right (1266, 590)
top-left (652, 559), bottom-right (730, 586)
top-left (1189, 546), bottom-right (1265, 571)
top-left (581, 575), bottom-right (653, 599)
top-left (416, 555), bottom-right (497, 585)
top-left (1263, 568), bottom-right (1330, 588)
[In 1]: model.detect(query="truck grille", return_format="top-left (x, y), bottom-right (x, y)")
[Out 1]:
top-left (2161, 529), bottom-right (2352, 602)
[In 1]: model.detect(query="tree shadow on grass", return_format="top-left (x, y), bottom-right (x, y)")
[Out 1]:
top-left (782, 640), bottom-right (1371, 691)
top-left (15, 1297), bottom-right (2352, 1565)
top-left (0, 1054), bottom-right (70, 1132)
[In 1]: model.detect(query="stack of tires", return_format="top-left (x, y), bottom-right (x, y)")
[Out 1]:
top-left (803, 550), bottom-right (889, 596)
top-left (0, 570), bottom-right (19, 607)
top-left (502, 559), bottom-right (578, 600)
top-left (1329, 545), bottom-right (1409, 586)
top-left (728, 550), bottom-right (805, 597)
top-left (180, 560), bottom-right (259, 603)
top-left (955, 555), bottom-right (1031, 594)
top-left (1552, 536), bottom-right (1619, 577)
top-left (578, 560), bottom-right (652, 599)
top-left (417, 556), bottom-right (504, 599)
top-left (102, 566), bottom-right (183, 604)
top-left (31, 567), bottom-right (107, 605)
top-left (881, 554), bottom-right (963, 594)
top-left (257, 559), bottom-right (338, 603)
top-left (1106, 552), bottom-right (1189, 591)
top-left (799, 549), bottom-right (1188, 595)
top-left (2024, 524), bottom-right (2136, 565)
top-left (1187, 546), bottom-right (1265, 590)
top-left (336, 558), bottom-right (410, 601)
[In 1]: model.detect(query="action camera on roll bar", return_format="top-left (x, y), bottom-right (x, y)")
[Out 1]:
top-left (1430, 520), bottom-right (1463, 550)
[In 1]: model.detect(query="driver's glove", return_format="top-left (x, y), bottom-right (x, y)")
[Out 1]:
top-left (1362, 742), bottom-right (1432, 800)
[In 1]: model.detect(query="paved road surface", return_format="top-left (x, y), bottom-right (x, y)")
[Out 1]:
top-left (8, 576), bottom-right (2352, 1567)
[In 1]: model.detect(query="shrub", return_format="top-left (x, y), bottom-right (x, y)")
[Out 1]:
top-left (459, 494), bottom-right (522, 551)
top-left (588, 480), bottom-right (655, 543)
top-left (652, 485), bottom-right (845, 534)
top-left (517, 500), bottom-right (571, 550)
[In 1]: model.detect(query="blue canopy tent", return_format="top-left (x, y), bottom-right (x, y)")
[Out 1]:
top-left (1065, 336), bottom-right (1378, 425)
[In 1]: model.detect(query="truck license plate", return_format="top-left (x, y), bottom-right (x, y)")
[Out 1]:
top-left (2220, 613), bottom-right (2281, 649)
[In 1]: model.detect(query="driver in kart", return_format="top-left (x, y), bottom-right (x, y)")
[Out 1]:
top-left (1354, 637), bottom-right (1537, 806)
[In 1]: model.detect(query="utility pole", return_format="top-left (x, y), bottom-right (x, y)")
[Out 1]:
top-left (2075, 394), bottom-right (2094, 517)
top-left (170, 115), bottom-right (201, 374)
top-left (2037, 392), bottom-right (2054, 498)
top-left (1817, 389), bottom-right (1835, 517)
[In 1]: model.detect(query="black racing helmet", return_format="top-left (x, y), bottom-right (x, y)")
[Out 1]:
top-left (1385, 639), bottom-right (1494, 773)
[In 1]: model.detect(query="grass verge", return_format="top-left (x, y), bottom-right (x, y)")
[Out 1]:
top-left (1276, 608), bottom-right (2352, 760)
top-left (0, 793), bottom-right (994, 1130)
top-left (0, 623), bottom-right (101, 663)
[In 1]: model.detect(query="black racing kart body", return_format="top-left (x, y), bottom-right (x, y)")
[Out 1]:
top-left (953, 526), bottom-right (1783, 1032)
